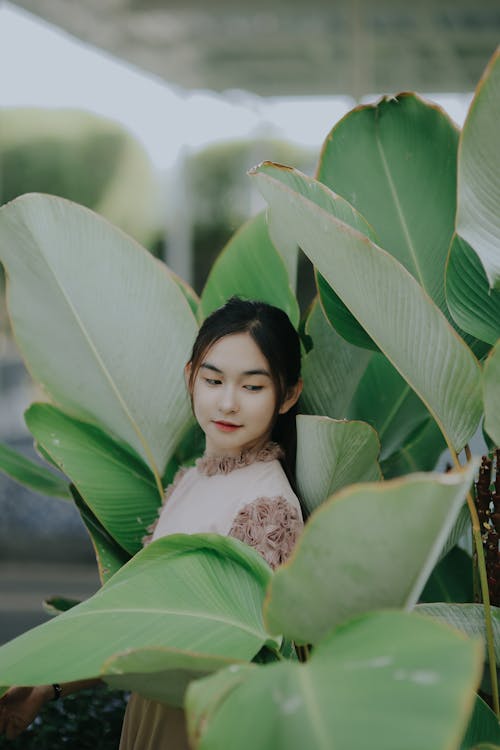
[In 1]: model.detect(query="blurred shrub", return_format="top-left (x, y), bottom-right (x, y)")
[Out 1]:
top-left (186, 138), bottom-right (316, 292)
top-left (0, 109), bottom-right (161, 250)
top-left (0, 687), bottom-right (127, 750)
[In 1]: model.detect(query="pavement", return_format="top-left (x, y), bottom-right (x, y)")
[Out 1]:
top-left (0, 561), bottom-right (100, 645)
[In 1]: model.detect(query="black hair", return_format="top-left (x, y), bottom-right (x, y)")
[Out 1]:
top-left (187, 296), bottom-right (302, 484)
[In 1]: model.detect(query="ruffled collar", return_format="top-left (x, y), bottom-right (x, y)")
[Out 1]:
top-left (196, 441), bottom-right (283, 477)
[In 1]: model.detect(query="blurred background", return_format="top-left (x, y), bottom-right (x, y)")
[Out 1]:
top-left (0, 0), bottom-right (499, 645)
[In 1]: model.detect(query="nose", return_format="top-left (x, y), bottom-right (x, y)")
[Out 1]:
top-left (218, 384), bottom-right (239, 414)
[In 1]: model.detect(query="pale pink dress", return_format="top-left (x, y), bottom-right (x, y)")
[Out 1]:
top-left (119, 443), bottom-right (303, 750)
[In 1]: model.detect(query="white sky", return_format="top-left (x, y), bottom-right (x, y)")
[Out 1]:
top-left (0, 3), bottom-right (474, 172)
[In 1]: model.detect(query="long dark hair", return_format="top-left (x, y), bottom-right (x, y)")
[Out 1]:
top-left (187, 297), bottom-right (302, 484)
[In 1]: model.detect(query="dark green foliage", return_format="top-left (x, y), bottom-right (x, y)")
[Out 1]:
top-left (0, 687), bottom-right (127, 750)
top-left (420, 546), bottom-right (473, 603)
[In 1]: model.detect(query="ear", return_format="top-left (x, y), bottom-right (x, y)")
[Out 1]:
top-left (278, 378), bottom-right (303, 415)
top-left (184, 362), bottom-right (192, 388)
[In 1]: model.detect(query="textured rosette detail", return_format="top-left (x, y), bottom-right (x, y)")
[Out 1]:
top-left (229, 495), bottom-right (303, 569)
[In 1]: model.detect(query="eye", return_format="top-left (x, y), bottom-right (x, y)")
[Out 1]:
top-left (243, 384), bottom-right (263, 392)
top-left (204, 377), bottom-right (222, 386)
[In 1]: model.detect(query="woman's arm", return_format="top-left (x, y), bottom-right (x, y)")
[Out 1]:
top-left (228, 495), bottom-right (303, 569)
top-left (0, 679), bottom-right (102, 739)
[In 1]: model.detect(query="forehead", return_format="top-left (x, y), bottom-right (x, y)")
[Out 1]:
top-left (202, 332), bottom-right (270, 371)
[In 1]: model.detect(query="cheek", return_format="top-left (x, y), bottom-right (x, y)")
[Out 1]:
top-left (254, 392), bottom-right (279, 427)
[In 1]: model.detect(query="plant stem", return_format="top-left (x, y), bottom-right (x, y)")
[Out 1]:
top-left (295, 644), bottom-right (310, 663)
top-left (452, 447), bottom-right (500, 717)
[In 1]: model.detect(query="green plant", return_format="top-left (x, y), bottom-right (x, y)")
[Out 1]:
top-left (0, 47), bottom-right (499, 750)
top-left (0, 108), bottom-right (160, 249)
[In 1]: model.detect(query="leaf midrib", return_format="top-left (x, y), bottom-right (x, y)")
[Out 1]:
top-left (22, 213), bottom-right (162, 485)
top-left (63, 606), bottom-right (266, 639)
top-left (375, 129), bottom-right (426, 290)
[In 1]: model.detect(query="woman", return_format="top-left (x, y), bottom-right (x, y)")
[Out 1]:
top-left (0, 297), bottom-right (304, 748)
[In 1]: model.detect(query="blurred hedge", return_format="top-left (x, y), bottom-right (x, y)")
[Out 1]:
top-left (0, 109), bottom-right (161, 251)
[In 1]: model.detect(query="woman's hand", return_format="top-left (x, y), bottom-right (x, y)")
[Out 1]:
top-left (0, 685), bottom-right (52, 739)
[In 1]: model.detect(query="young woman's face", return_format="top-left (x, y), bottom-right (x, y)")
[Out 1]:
top-left (187, 332), bottom-right (280, 457)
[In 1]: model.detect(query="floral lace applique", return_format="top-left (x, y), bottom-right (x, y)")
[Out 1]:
top-left (228, 495), bottom-right (303, 569)
top-left (196, 441), bottom-right (283, 477)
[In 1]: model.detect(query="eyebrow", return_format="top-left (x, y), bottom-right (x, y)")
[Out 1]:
top-left (200, 362), bottom-right (272, 378)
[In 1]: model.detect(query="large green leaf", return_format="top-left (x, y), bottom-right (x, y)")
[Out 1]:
top-left (187, 610), bottom-right (482, 750)
top-left (380, 417), bottom-right (447, 479)
top-left (0, 194), bottom-right (197, 484)
top-left (295, 414), bottom-right (381, 515)
top-left (250, 163), bottom-right (483, 452)
top-left (264, 463), bottom-right (475, 644)
top-left (103, 648), bottom-right (245, 706)
top-left (460, 695), bottom-right (500, 750)
top-left (420, 546), bottom-right (473, 604)
top-left (316, 269), bottom-right (378, 350)
top-left (71, 486), bottom-right (131, 584)
top-left (416, 603), bottom-right (500, 663)
top-left (0, 534), bottom-right (276, 704)
top-left (456, 48), bottom-right (500, 290)
top-left (483, 340), bottom-right (500, 447)
top-left (199, 212), bottom-right (299, 325)
top-left (347, 352), bottom-right (432, 461)
top-left (25, 403), bottom-right (159, 555)
top-left (446, 234), bottom-right (500, 345)
top-left (0, 441), bottom-right (71, 499)
top-left (258, 160), bottom-right (379, 349)
top-left (187, 662), bottom-right (255, 744)
top-left (317, 93), bottom-right (459, 314)
top-left (300, 298), bottom-right (372, 419)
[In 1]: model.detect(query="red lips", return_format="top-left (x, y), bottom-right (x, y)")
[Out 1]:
top-left (213, 421), bottom-right (241, 432)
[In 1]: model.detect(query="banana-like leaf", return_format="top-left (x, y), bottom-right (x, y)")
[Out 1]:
top-left (300, 298), bottom-right (372, 419)
top-left (199, 212), bottom-right (299, 325)
top-left (71, 486), bottom-right (131, 584)
top-left (416, 603), bottom-right (500, 663)
top-left (446, 235), bottom-right (500, 345)
top-left (317, 93), bottom-right (459, 315)
top-left (460, 695), bottom-right (500, 750)
top-left (317, 270), bottom-right (378, 350)
top-left (380, 417), bottom-right (447, 479)
top-left (186, 610), bottom-right (482, 750)
top-left (256, 160), bottom-right (379, 349)
top-left (456, 48), bottom-right (500, 290)
top-left (0, 534), bottom-right (277, 704)
top-left (265, 463), bottom-right (475, 644)
top-left (250, 163), bottom-right (483, 452)
top-left (104, 648), bottom-right (245, 706)
top-left (295, 414), bottom-right (381, 515)
top-left (25, 404), bottom-right (159, 555)
top-left (187, 662), bottom-right (255, 743)
top-left (483, 340), bottom-right (500, 447)
top-left (348, 352), bottom-right (432, 461)
top-left (0, 194), bottom-right (197, 486)
top-left (420, 546), bottom-right (473, 604)
top-left (0, 441), bottom-right (71, 499)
